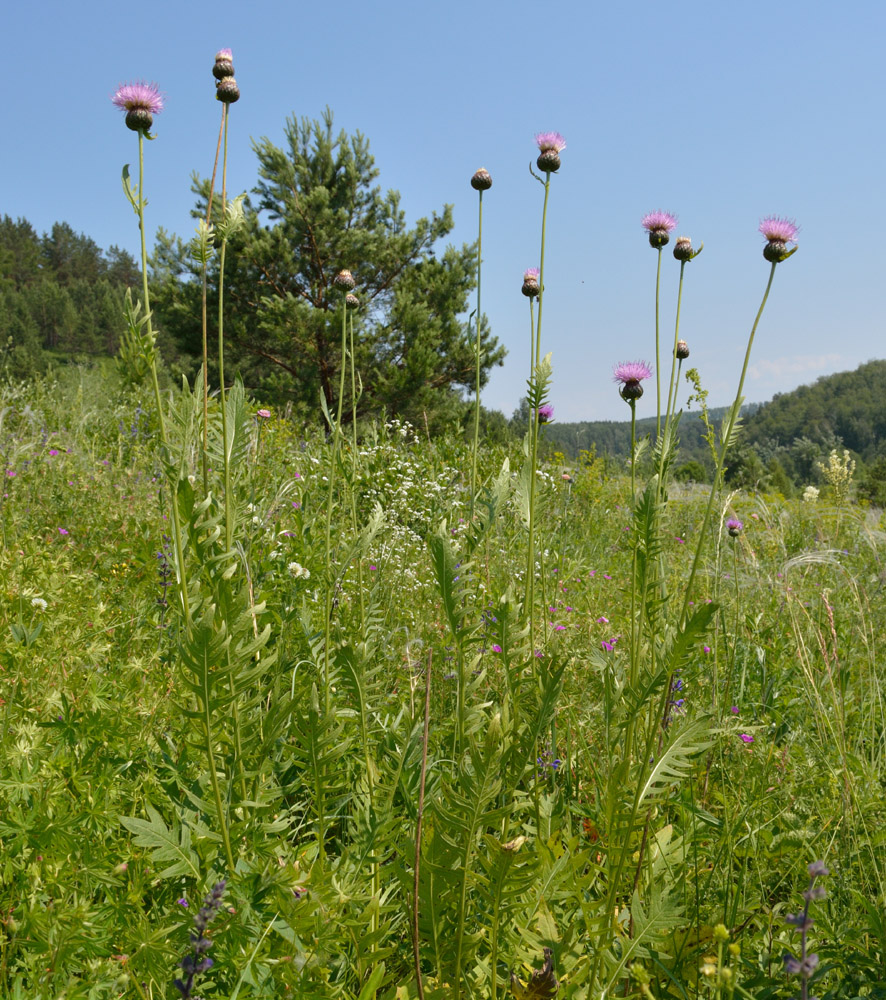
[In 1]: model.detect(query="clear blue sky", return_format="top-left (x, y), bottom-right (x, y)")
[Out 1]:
top-left (3, 0), bottom-right (883, 421)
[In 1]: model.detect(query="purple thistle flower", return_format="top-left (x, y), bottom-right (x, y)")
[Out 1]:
top-left (535, 132), bottom-right (567, 153)
top-left (216, 48), bottom-right (233, 61)
top-left (642, 211), bottom-right (678, 248)
top-left (537, 403), bottom-right (554, 424)
top-left (613, 360), bottom-right (652, 402)
top-left (535, 132), bottom-right (566, 173)
top-left (613, 361), bottom-right (653, 385)
top-left (522, 267), bottom-right (540, 298)
top-left (726, 517), bottom-right (743, 537)
top-left (112, 81), bottom-right (164, 133)
top-left (760, 216), bottom-right (799, 263)
top-left (759, 216), bottom-right (798, 244)
top-left (642, 211), bottom-right (678, 234)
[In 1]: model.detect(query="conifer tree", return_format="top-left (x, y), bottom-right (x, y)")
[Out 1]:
top-left (153, 109), bottom-right (504, 425)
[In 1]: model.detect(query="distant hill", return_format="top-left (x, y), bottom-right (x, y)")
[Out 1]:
top-left (543, 405), bottom-right (754, 470)
top-left (544, 360), bottom-right (886, 485)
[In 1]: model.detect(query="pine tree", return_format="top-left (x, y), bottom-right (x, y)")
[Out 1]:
top-left (152, 109), bottom-right (504, 425)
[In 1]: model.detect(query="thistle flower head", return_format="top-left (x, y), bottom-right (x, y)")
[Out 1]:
top-left (642, 210), bottom-right (678, 249)
top-left (535, 132), bottom-right (566, 172)
top-left (676, 339), bottom-right (689, 359)
top-left (726, 517), bottom-right (743, 537)
top-left (521, 267), bottom-right (540, 297)
top-left (613, 360), bottom-right (652, 402)
top-left (471, 168), bottom-right (492, 191)
top-left (535, 132), bottom-right (567, 153)
top-left (760, 216), bottom-right (799, 262)
top-left (345, 293), bottom-right (359, 309)
top-left (759, 216), bottom-right (798, 244)
top-left (333, 269), bottom-right (356, 291)
top-left (111, 81), bottom-right (164, 133)
top-left (213, 48), bottom-right (235, 80)
top-left (216, 77), bottom-right (240, 103)
top-left (537, 403), bottom-right (554, 424)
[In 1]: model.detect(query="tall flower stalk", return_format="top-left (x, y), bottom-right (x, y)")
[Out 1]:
top-left (642, 211), bottom-right (677, 437)
top-left (525, 134), bottom-right (564, 644)
top-left (469, 169), bottom-right (492, 514)
top-left (323, 270), bottom-right (356, 714)
top-left (681, 219), bottom-right (798, 621)
top-left (214, 64), bottom-right (241, 553)
top-left (112, 81), bottom-right (190, 629)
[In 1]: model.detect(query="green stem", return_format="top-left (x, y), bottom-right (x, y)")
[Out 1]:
top-left (218, 105), bottom-right (232, 554)
top-left (200, 112), bottom-right (225, 494)
top-left (536, 178), bottom-right (551, 369)
top-left (681, 263), bottom-right (777, 624)
top-left (661, 260), bottom-right (686, 455)
top-left (470, 189), bottom-right (484, 516)
top-left (323, 292), bottom-right (349, 713)
top-left (137, 132), bottom-right (190, 629)
top-left (654, 247), bottom-right (662, 439)
top-left (349, 310), bottom-right (365, 630)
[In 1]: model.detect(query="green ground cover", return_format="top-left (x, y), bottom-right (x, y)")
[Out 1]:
top-left (0, 367), bottom-right (883, 999)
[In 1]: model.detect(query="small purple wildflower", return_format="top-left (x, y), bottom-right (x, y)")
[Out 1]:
top-left (256, 408), bottom-right (271, 419)
top-left (178, 898), bottom-right (189, 907)
top-left (703, 645), bottom-right (711, 654)
top-left (491, 644), bottom-right (502, 653)
top-left (596, 616), bottom-right (609, 624)
top-left (739, 733), bottom-right (754, 744)
top-left (731, 705), bottom-right (739, 714)
top-left (58, 528), bottom-right (69, 536)
top-left (48, 449), bottom-right (59, 456)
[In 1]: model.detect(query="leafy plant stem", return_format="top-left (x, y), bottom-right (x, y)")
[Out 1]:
top-left (136, 132), bottom-right (190, 629)
top-left (680, 263), bottom-right (777, 624)
top-left (323, 293), bottom-right (349, 712)
top-left (413, 652), bottom-right (431, 1000)
top-left (349, 310), bottom-right (365, 630)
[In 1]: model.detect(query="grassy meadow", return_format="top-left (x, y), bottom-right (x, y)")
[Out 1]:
top-left (0, 363), bottom-right (884, 998)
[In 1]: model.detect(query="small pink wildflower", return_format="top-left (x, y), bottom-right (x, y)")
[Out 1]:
top-left (534, 131), bottom-right (566, 153)
top-left (491, 644), bottom-right (502, 653)
top-left (58, 528), bottom-right (69, 535)
top-left (731, 706), bottom-right (739, 714)
top-left (596, 616), bottom-right (609, 624)
top-left (256, 408), bottom-right (271, 419)
top-left (739, 734), bottom-right (754, 744)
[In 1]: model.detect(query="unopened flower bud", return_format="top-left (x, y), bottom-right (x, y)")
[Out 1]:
top-left (620, 381), bottom-right (644, 401)
top-left (673, 236), bottom-right (694, 261)
top-left (522, 267), bottom-right (540, 298)
top-left (333, 269), bottom-right (356, 291)
top-left (471, 168), bottom-right (492, 191)
top-left (676, 340), bottom-right (689, 359)
top-left (345, 293), bottom-right (359, 309)
top-left (534, 132), bottom-right (566, 174)
top-left (215, 77), bottom-right (240, 103)
top-left (213, 48), bottom-right (235, 80)
top-left (125, 109), bottom-right (154, 132)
